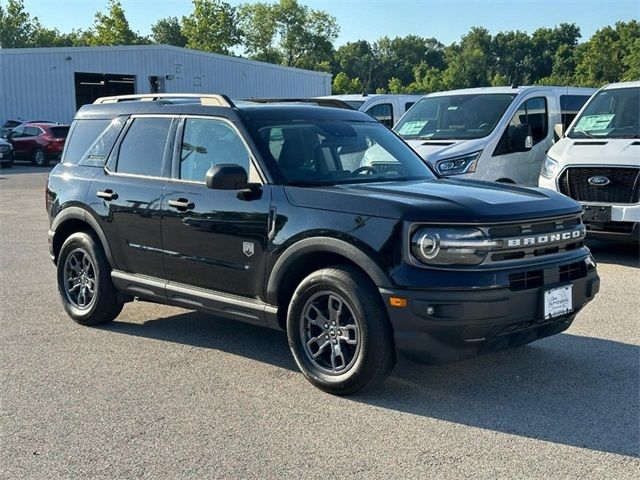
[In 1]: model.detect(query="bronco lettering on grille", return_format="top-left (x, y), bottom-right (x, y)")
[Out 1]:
top-left (505, 228), bottom-right (584, 248)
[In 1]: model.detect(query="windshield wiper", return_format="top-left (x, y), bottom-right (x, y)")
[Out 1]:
top-left (572, 128), bottom-right (597, 139)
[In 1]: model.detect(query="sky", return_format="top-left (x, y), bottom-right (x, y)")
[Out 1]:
top-left (23, 0), bottom-right (640, 46)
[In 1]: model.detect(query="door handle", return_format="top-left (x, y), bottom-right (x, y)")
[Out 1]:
top-left (168, 198), bottom-right (194, 211)
top-left (96, 189), bottom-right (118, 201)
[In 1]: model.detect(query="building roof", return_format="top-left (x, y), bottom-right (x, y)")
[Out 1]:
top-left (0, 44), bottom-right (330, 78)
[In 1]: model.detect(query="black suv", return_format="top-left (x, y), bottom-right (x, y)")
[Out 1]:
top-left (47, 94), bottom-right (600, 394)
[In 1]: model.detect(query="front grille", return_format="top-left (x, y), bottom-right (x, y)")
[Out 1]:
top-left (559, 167), bottom-right (640, 204)
top-left (509, 261), bottom-right (587, 291)
top-left (487, 214), bottom-right (585, 264)
top-left (0, 144), bottom-right (10, 153)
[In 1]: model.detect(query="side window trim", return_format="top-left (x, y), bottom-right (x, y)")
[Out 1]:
top-left (168, 114), bottom-right (266, 185)
top-left (104, 114), bottom-right (177, 180)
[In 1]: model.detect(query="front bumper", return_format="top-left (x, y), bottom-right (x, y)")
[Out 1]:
top-left (380, 265), bottom-right (599, 364)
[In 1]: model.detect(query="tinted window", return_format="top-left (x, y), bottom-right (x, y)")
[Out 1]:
top-left (62, 119), bottom-right (111, 165)
top-left (79, 117), bottom-right (127, 166)
top-left (9, 127), bottom-right (25, 138)
top-left (366, 103), bottom-right (394, 127)
top-left (560, 95), bottom-right (591, 129)
top-left (3, 120), bottom-right (20, 129)
top-left (179, 118), bottom-right (250, 182)
top-left (404, 102), bottom-right (415, 111)
top-left (48, 126), bottom-right (70, 138)
top-left (25, 127), bottom-right (41, 136)
top-left (116, 117), bottom-right (172, 177)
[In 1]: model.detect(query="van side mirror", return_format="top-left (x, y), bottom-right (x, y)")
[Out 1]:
top-left (205, 164), bottom-right (249, 190)
top-left (553, 123), bottom-right (564, 141)
top-left (508, 124), bottom-right (533, 152)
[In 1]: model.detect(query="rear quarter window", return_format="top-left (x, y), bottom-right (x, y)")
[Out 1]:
top-left (48, 126), bottom-right (70, 138)
top-left (62, 119), bottom-right (112, 165)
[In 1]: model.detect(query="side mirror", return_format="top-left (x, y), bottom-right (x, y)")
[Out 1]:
top-left (205, 163), bottom-right (249, 190)
top-left (508, 124), bottom-right (533, 152)
top-left (553, 123), bottom-right (564, 141)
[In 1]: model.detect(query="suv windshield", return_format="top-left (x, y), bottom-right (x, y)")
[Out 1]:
top-left (253, 119), bottom-right (435, 185)
top-left (395, 93), bottom-right (517, 140)
top-left (568, 87), bottom-right (639, 139)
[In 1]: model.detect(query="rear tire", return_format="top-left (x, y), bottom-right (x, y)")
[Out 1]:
top-left (32, 148), bottom-right (49, 167)
top-left (57, 232), bottom-right (123, 326)
top-left (287, 266), bottom-right (396, 395)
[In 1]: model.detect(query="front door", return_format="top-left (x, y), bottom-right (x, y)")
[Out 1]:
top-left (491, 96), bottom-right (552, 184)
top-left (161, 116), bottom-right (270, 299)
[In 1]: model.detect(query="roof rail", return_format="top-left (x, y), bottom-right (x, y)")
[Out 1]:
top-left (93, 93), bottom-right (235, 108)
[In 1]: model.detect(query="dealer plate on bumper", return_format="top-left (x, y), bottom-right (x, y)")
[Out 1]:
top-left (544, 285), bottom-right (573, 319)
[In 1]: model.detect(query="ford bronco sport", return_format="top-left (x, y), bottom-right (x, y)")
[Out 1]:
top-left (46, 94), bottom-right (600, 394)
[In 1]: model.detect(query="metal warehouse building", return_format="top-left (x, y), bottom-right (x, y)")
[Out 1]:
top-left (0, 45), bottom-right (331, 124)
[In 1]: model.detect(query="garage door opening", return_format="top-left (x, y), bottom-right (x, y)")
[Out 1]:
top-left (74, 72), bottom-right (136, 110)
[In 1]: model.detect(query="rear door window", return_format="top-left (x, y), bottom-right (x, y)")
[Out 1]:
top-left (115, 117), bottom-right (172, 177)
top-left (48, 126), bottom-right (70, 138)
top-left (560, 95), bottom-right (591, 129)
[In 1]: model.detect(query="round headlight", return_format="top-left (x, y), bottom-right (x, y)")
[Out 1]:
top-left (417, 232), bottom-right (440, 259)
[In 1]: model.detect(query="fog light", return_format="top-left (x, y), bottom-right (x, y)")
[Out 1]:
top-left (426, 305), bottom-right (435, 316)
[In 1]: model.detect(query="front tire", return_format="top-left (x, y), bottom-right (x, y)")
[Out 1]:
top-left (32, 148), bottom-right (49, 167)
top-left (287, 266), bottom-right (396, 395)
top-left (57, 232), bottom-right (123, 326)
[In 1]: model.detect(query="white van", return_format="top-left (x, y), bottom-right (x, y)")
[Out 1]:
top-left (319, 94), bottom-right (423, 128)
top-left (392, 86), bottom-right (596, 185)
top-left (539, 81), bottom-right (639, 241)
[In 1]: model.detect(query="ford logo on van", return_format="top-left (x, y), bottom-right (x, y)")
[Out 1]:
top-left (588, 176), bottom-right (611, 186)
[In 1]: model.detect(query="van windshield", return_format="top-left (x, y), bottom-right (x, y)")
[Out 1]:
top-left (395, 93), bottom-right (517, 140)
top-left (568, 87), bottom-right (639, 139)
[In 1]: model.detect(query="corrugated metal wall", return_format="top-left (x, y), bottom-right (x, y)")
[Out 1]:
top-left (0, 45), bottom-right (332, 123)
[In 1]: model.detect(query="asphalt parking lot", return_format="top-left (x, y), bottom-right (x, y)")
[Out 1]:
top-left (1, 165), bottom-right (638, 479)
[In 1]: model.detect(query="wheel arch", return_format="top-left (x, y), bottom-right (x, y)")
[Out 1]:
top-left (51, 207), bottom-right (113, 266)
top-left (266, 237), bottom-right (392, 328)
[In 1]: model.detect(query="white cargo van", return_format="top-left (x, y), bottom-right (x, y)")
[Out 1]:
top-left (539, 81), bottom-right (639, 241)
top-left (392, 86), bottom-right (596, 185)
top-left (319, 94), bottom-right (423, 128)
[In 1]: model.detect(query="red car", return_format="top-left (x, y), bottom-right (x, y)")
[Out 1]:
top-left (7, 122), bottom-right (70, 166)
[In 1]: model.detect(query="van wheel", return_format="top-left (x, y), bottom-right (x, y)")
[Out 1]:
top-left (57, 232), bottom-right (123, 326)
top-left (287, 266), bottom-right (396, 395)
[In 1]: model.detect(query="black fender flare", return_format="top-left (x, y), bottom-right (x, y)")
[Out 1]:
top-left (50, 206), bottom-right (114, 266)
top-left (266, 236), bottom-right (392, 305)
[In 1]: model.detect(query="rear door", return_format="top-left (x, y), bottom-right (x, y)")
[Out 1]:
top-left (87, 115), bottom-right (175, 277)
top-left (161, 116), bottom-right (271, 298)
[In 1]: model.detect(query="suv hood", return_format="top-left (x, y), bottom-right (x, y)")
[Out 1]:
top-left (285, 178), bottom-right (580, 223)
top-left (404, 138), bottom-right (487, 166)
top-left (550, 138), bottom-right (640, 166)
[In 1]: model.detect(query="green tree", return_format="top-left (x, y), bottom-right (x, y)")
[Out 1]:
top-left (0, 0), bottom-right (37, 47)
top-left (182, 0), bottom-right (240, 54)
top-left (151, 16), bottom-right (187, 47)
top-left (333, 40), bottom-right (375, 91)
top-left (374, 35), bottom-right (445, 88)
top-left (492, 30), bottom-right (531, 84)
top-left (441, 28), bottom-right (493, 89)
top-left (332, 72), bottom-right (363, 94)
top-left (239, 0), bottom-right (338, 70)
top-left (88, 0), bottom-right (148, 46)
top-left (575, 21), bottom-right (640, 86)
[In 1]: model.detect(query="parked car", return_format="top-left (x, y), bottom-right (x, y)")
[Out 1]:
top-left (391, 86), bottom-right (596, 185)
top-left (46, 93), bottom-right (599, 394)
top-left (7, 122), bottom-right (70, 166)
top-left (0, 138), bottom-right (13, 168)
top-left (1, 119), bottom-right (55, 138)
top-left (318, 94), bottom-right (423, 127)
top-left (539, 81), bottom-right (640, 241)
